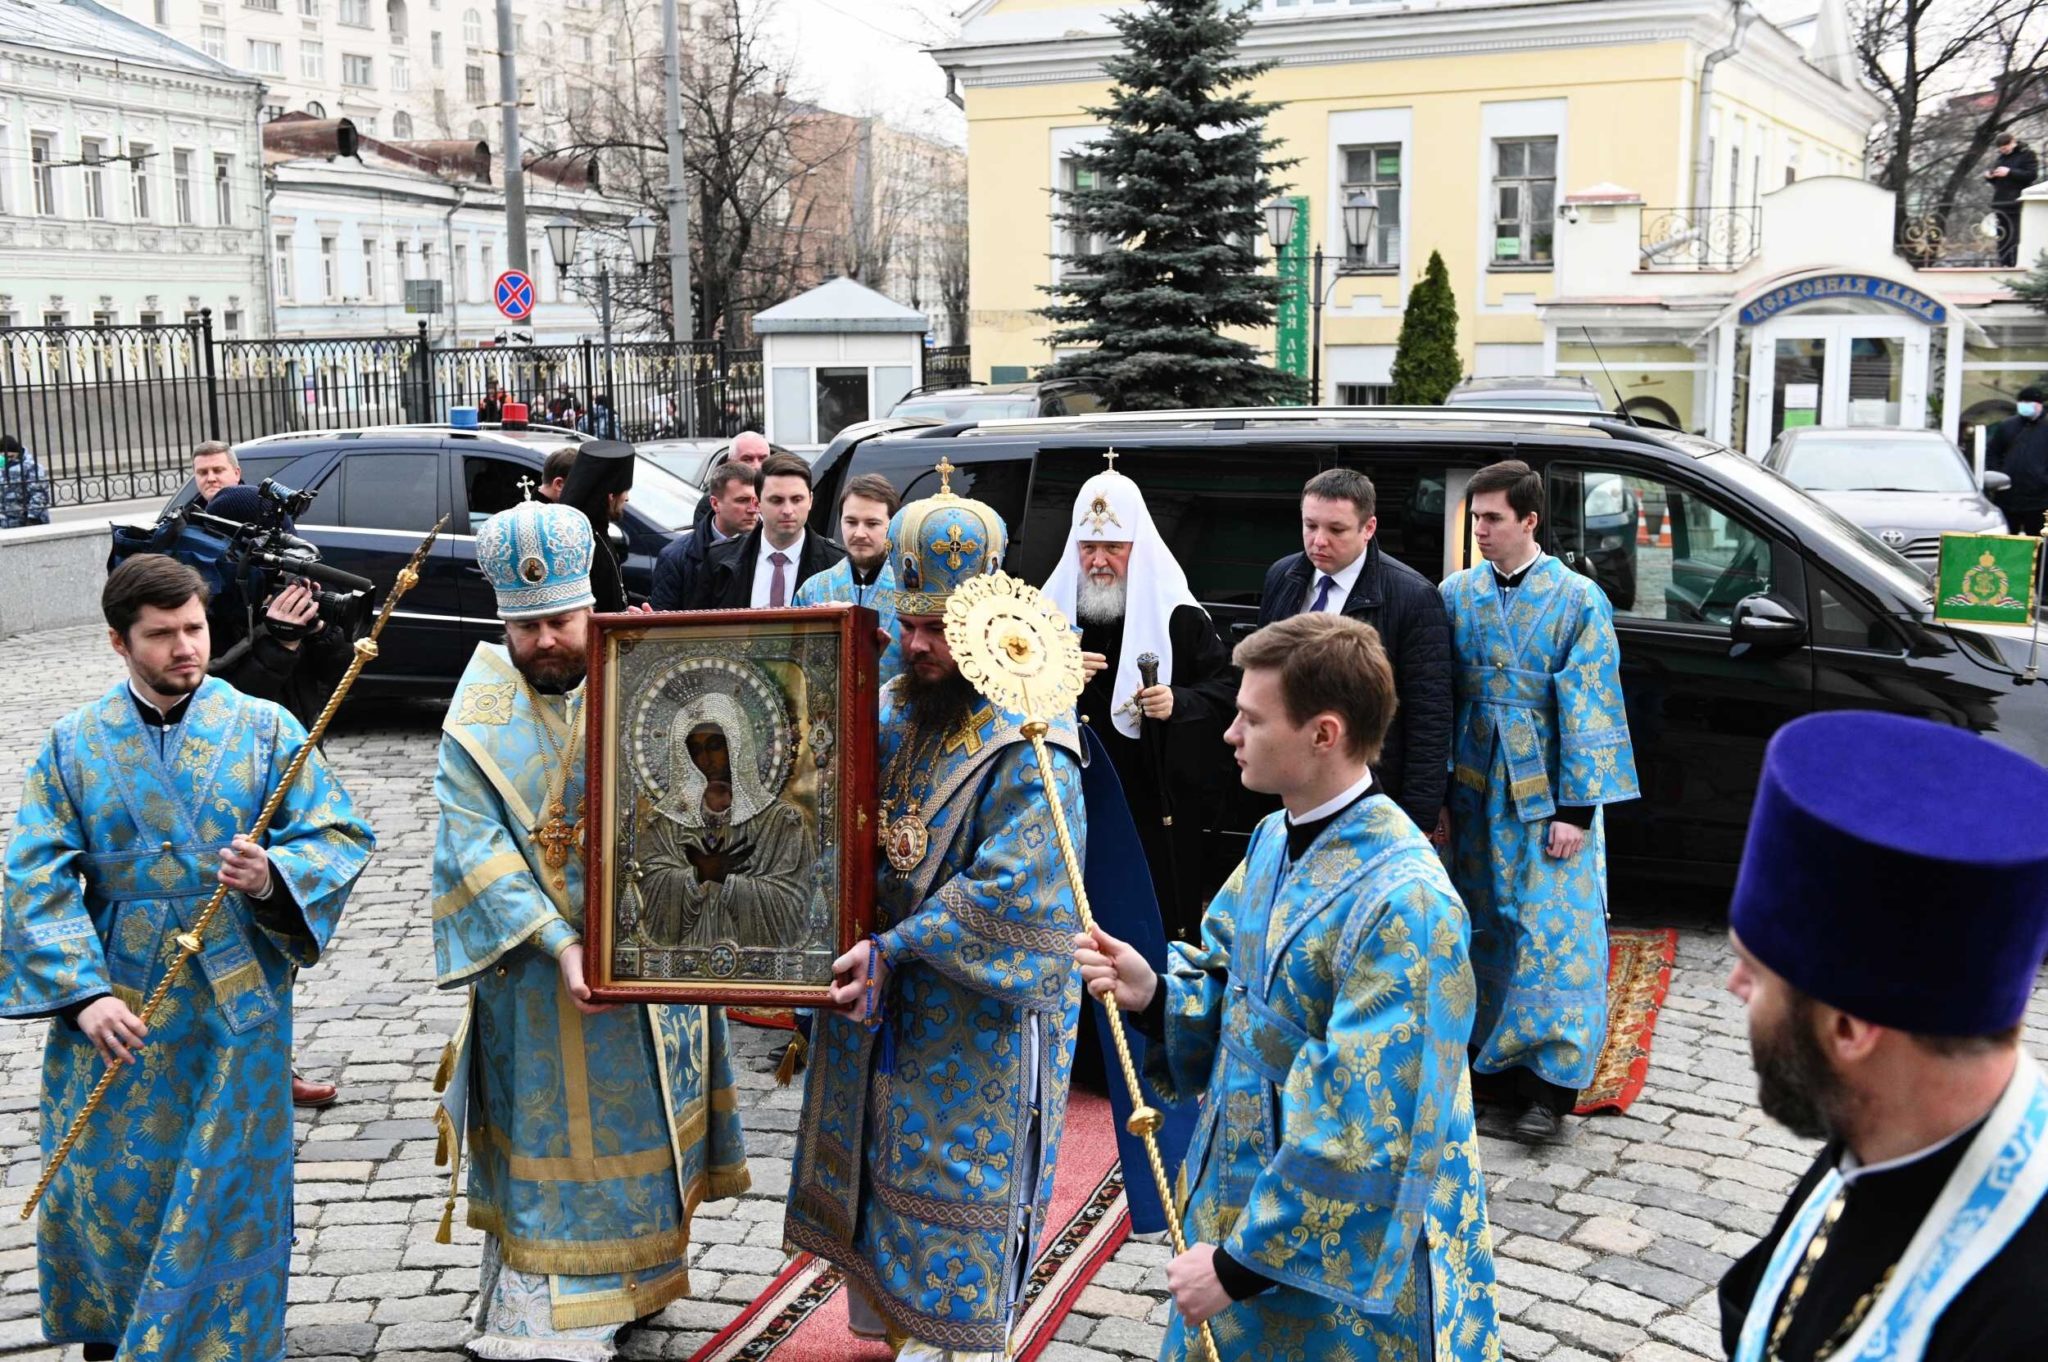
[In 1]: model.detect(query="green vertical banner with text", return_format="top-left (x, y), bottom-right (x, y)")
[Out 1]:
top-left (1275, 194), bottom-right (1309, 388)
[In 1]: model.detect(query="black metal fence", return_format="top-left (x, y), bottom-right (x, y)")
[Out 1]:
top-left (1638, 205), bottom-right (1761, 271)
top-left (925, 345), bottom-right (971, 390)
top-left (0, 310), bottom-right (772, 507)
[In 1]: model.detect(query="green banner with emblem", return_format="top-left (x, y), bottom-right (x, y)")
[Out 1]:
top-left (1934, 532), bottom-right (2042, 625)
top-left (1274, 194), bottom-right (1309, 388)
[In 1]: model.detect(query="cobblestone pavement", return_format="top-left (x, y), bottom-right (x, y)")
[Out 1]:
top-left (1, 622), bottom-right (2042, 1362)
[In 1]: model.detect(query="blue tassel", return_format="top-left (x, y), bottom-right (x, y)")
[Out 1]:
top-left (878, 1016), bottom-right (897, 1076)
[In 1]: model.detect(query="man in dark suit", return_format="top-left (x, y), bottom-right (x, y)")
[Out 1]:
top-left (1256, 467), bottom-right (1452, 835)
top-left (679, 454), bottom-right (844, 610)
top-left (650, 462), bottom-right (760, 610)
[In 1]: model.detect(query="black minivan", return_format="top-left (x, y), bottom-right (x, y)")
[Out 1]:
top-left (807, 408), bottom-right (2048, 889)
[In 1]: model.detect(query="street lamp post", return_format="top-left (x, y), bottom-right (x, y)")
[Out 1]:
top-left (1262, 191), bottom-right (1381, 404)
top-left (546, 214), bottom-right (659, 417)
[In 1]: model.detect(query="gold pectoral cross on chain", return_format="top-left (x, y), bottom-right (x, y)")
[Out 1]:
top-left (533, 800), bottom-right (581, 888)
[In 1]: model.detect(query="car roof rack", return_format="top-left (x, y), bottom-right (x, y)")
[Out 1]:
top-left (899, 380), bottom-right (989, 398)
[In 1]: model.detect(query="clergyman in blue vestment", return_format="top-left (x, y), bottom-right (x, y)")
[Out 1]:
top-left (1, 554), bottom-right (373, 1361)
top-left (1441, 460), bottom-right (1638, 1146)
top-left (1077, 613), bottom-right (1500, 1362)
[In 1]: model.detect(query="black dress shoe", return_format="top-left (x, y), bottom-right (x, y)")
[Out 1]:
top-left (1511, 1103), bottom-right (1564, 1145)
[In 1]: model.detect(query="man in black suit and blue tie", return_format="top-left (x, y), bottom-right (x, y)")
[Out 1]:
top-left (1256, 468), bottom-right (1453, 837)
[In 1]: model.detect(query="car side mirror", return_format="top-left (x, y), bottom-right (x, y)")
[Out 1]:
top-left (1983, 468), bottom-right (2013, 494)
top-left (1729, 593), bottom-right (1806, 658)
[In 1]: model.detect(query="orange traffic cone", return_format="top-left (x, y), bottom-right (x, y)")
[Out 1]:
top-left (1655, 511), bottom-right (1673, 548)
top-left (1636, 505), bottom-right (1651, 545)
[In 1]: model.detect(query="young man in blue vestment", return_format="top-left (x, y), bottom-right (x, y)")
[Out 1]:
top-left (1441, 459), bottom-right (1638, 1145)
top-left (1720, 712), bottom-right (2048, 1362)
top-left (431, 498), bottom-right (750, 1360)
top-left (792, 472), bottom-right (904, 677)
top-left (785, 465), bottom-right (1089, 1362)
top-left (1, 554), bottom-right (374, 1362)
top-left (1077, 612), bottom-right (1500, 1362)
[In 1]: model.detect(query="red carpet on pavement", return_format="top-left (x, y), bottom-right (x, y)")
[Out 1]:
top-left (1574, 926), bottom-right (1680, 1115)
top-left (685, 1089), bottom-right (1130, 1362)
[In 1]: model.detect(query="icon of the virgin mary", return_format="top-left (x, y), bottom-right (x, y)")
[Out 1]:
top-left (638, 689), bottom-right (808, 951)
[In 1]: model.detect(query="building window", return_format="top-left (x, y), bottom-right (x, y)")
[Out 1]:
top-left (361, 236), bottom-right (379, 299)
top-left (481, 241), bottom-right (494, 289)
top-left (343, 53), bottom-right (375, 86)
top-left (129, 143), bottom-right (153, 220)
top-left (245, 0), bottom-right (279, 10)
top-left (80, 138), bottom-right (106, 220)
top-left (214, 154), bottom-right (234, 225)
top-left (1057, 155), bottom-right (1113, 265)
top-left (222, 310), bottom-right (242, 334)
top-left (394, 238), bottom-right (409, 282)
top-left (388, 0), bottom-right (409, 42)
top-left (431, 30), bottom-right (443, 64)
top-left (247, 39), bottom-right (283, 74)
top-left (420, 241), bottom-right (435, 282)
top-left (1336, 382), bottom-right (1392, 406)
top-left (32, 134), bottom-right (56, 216)
top-left (274, 233), bottom-right (294, 300)
top-left (200, 24), bottom-right (225, 58)
top-left (300, 0), bottom-right (319, 15)
top-left (154, 0), bottom-right (167, 22)
top-left (173, 149), bottom-right (193, 223)
top-left (578, 30), bottom-right (592, 59)
top-left (541, 75), bottom-right (560, 112)
top-left (307, 99), bottom-right (326, 117)
top-left (92, 310), bottom-right (117, 327)
top-left (455, 242), bottom-right (469, 300)
top-left (1491, 136), bottom-right (1556, 266)
top-left (43, 311), bottom-right (67, 327)
top-left (139, 310), bottom-right (161, 325)
top-left (392, 111), bottom-right (414, 138)
top-left (321, 235), bottom-right (339, 299)
top-left (1339, 144), bottom-right (1401, 268)
top-left (392, 59), bottom-right (410, 91)
top-left (569, 86), bottom-right (592, 120)
top-left (465, 64), bottom-right (486, 103)
top-left (462, 7), bottom-right (480, 45)
top-left (341, 0), bottom-right (370, 22)
top-left (301, 39), bottom-right (325, 78)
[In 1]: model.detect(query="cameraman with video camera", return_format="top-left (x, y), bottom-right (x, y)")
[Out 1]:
top-left (203, 486), bottom-right (356, 741)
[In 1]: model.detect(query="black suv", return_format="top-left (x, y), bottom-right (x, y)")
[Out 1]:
top-left (808, 408), bottom-right (2048, 889)
top-left (888, 378), bottom-right (1111, 423)
top-left (159, 430), bottom-right (700, 695)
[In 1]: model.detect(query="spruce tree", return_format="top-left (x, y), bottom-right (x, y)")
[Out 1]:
top-left (1388, 250), bottom-right (1463, 405)
top-left (1037, 0), bottom-right (1304, 409)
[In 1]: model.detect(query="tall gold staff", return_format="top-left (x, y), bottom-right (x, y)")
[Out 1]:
top-left (944, 571), bottom-right (1219, 1362)
top-left (21, 517), bottom-right (447, 1221)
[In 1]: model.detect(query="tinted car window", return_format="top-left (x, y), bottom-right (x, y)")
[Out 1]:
top-left (855, 443), bottom-right (1034, 543)
top-left (1008, 444), bottom-right (1324, 609)
top-left (334, 452), bottom-right (442, 533)
top-left (1337, 451), bottom-right (1462, 582)
top-left (1550, 464), bottom-right (1777, 625)
top-left (465, 453), bottom-right (534, 531)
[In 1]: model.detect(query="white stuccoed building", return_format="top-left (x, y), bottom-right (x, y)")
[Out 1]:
top-left (0, 0), bottom-right (268, 331)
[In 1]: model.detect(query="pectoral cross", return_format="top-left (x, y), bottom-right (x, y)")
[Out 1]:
top-left (517, 475), bottom-right (538, 503)
top-left (532, 800), bottom-right (580, 887)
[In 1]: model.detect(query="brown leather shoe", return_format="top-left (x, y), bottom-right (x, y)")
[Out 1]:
top-left (292, 1073), bottom-right (340, 1108)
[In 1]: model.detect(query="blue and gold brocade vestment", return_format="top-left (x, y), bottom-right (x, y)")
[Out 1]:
top-left (1147, 795), bottom-right (1499, 1362)
top-left (786, 679), bottom-right (1086, 1354)
top-left (1441, 555), bottom-right (1639, 1091)
top-left (0, 677), bottom-right (373, 1360)
top-left (792, 557), bottom-right (903, 678)
top-left (431, 644), bottom-right (750, 1335)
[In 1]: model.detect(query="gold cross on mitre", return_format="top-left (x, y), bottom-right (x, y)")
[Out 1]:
top-left (517, 475), bottom-right (538, 502)
top-left (934, 456), bottom-right (957, 495)
top-left (932, 521), bottom-right (980, 569)
top-left (1103, 447), bottom-right (1120, 471)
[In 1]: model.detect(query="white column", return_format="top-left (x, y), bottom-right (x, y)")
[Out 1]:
top-left (1709, 320), bottom-right (1738, 446)
top-left (1941, 319), bottom-right (1966, 445)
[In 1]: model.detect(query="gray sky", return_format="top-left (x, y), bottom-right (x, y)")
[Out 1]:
top-left (748, 0), bottom-right (969, 144)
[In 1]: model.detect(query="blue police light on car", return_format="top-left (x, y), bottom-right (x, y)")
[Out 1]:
top-left (449, 406), bottom-right (480, 430)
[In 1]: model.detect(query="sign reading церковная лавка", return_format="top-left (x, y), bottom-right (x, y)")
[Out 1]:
top-left (1738, 274), bottom-right (1949, 326)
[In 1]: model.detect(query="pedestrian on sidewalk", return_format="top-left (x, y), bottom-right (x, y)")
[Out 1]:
top-left (0, 433), bottom-right (51, 528)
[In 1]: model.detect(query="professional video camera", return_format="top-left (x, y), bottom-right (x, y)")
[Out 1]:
top-left (109, 478), bottom-right (378, 638)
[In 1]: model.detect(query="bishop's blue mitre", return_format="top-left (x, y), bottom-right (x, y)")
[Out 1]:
top-left (888, 456), bottom-right (1008, 615)
top-left (1731, 710), bottom-right (2048, 1036)
top-left (476, 497), bottom-right (596, 620)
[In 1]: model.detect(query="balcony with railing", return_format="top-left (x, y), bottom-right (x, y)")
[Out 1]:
top-left (1894, 212), bottom-right (2007, 269)
top-left (1637, 205), bottom-right (1761, 271)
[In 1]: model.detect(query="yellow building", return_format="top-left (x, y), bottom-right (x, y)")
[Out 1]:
top-left (931, 0), bottom-right (1881, 402)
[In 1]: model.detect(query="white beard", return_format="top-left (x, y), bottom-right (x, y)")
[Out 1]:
top-left (1076, 577), bottom-right (1127, 625)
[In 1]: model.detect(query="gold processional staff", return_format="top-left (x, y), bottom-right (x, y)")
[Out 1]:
top-left (20, 518), bottom-right (447, 1221)
top-left (944, 570), bottom-right (1220, 1362)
